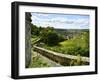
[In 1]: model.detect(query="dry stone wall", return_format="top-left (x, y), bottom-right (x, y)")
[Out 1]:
top-left (33, 46), bottom-right (89, 66)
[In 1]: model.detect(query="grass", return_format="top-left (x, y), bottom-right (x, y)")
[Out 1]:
top-left (30, 31), bottom-right (89, 67)
top-left (40, 32), bottom-right (89, 57)
top-left (29, 50), bottom-right (51, 68)
top-left (31, 35), bottom-right (40, 43)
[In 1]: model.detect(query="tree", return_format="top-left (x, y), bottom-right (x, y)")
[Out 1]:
top-left (46, 31), bottom-right (59, 46)
top-left (31, 24), bottom-right (40, 36)
top-left (40, 27), bottom-right (60, 46)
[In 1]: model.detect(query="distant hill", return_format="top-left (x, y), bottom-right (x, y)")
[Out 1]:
top-left (55, 28), bottom-right (89, 39)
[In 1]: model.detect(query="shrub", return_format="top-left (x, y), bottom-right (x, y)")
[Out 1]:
top-left (40, 27), bottom-right (64, 46)
top-left (46, 31), bottom-right (59, 46)
top-left (58, 34), bottom-right (65, 42)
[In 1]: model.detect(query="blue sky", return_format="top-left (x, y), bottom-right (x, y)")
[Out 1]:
top-left (31, 12), bottom-right (89, 29)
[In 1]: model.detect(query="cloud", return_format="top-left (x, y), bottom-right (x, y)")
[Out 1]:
top-left (31, 13), bottom-right (89, 29)
top-left (36, 13), bottom-right (49, 17)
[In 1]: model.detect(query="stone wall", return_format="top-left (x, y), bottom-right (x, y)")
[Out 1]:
top-left (33, 46), bottom-right (89, 66)
top-left (25, 12), bottom-right (32, 68)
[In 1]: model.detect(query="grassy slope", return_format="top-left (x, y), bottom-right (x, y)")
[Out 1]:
top-left (41, 32), bottom-right (89, 57)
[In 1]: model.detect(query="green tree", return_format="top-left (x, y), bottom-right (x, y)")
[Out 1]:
top-left (46, 31), bottom-right (59, 46)
top-left (31, 24), bottom-right (40, 36)
top-left (40, 27), bottom-right (60, 46)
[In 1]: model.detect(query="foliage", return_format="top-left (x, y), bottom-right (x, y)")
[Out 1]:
top-left (31, 24), bottom-right (66, 46)
top-left (29, 50), bottom-right (51, 68)
top-left (31, 35), bottom-right (40, 45)
top-left (46, 31), bottom-right (59, 46)
top-left (31, 24), bottom-right (40, 36)
top-left (58, 34), bottom-right (65, 42)
top-left (40, 27), bottom-right (62, 46)
top-left (69, 54), bottom-right (86, 66)
top-left (41, 31), bottom-right (89, 57)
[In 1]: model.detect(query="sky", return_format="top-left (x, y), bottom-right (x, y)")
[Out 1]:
top-left (31, 12), bottom-right (89, 29)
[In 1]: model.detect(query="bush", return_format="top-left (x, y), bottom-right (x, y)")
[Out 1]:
top-left (45, 31), bottom-right (59, 46)
top-left (58, 34), bottom-right (65, 42)
top-left (40, 27), bottom-right (64, 46)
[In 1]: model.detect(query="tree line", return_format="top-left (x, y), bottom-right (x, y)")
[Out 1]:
top-left (31, 24), bottom-right (65, 46)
